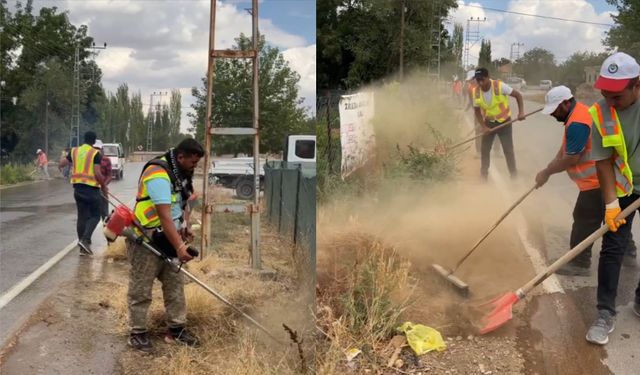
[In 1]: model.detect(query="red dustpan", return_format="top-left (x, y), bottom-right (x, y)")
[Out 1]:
top-left (475, 196), bottom-right (640, 334)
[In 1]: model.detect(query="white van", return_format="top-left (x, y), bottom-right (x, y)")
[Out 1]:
top-left (102, 142), bottom-right (125, 180)
top-left (539, 80), bottom-right (553, 90)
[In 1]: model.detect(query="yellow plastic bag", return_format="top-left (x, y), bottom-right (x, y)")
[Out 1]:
top-left (397, 322), bottom-right (447, 355)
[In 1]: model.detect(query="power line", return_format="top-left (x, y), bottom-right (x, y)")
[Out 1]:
top-left (464, 4), bottom-right (614, 27)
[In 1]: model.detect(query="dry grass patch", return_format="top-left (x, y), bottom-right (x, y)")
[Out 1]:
top-left (96, 211), bottom-right (313, 374)
top-left (103, 237), bottom-right (127, 261)
top-left (316, 231), bottom-right (413, 374)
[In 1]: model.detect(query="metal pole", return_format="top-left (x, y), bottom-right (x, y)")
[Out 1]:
top-left (251, 0), bottom-right (261, 269)
top-left (399, 0), bottom-right (405, 81)
top-left (201, 0), bottom-right (217, 257)
top-left (45, 90), bottom-right (49, 156)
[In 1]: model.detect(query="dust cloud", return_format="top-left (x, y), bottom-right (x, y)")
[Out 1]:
top-left (318, 72), bottom-right (536, 331)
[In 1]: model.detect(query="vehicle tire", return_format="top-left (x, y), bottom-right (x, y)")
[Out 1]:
top-left (235, 179), bottom-right (254, 200)
top-left (208, 174), bottom-right (215, 185)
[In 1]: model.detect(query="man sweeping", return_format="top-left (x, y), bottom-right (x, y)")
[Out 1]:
top-left (584, 52), bottom-right (640, 345)
top-left (473, 68), bottom-right (526, 180)
top-left (534, 86), bottom-right (604, 276)
top-left (126, 138), bottom-right (203, 352)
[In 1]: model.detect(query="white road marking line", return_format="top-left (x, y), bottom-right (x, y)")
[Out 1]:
top-left (0, 196), bottom-right (135, 310)
top-left (0, 241), bottom-right (77, 310)
top-left (490, 169), bottom-right (565, 295)
top-left (462, 114), bottom-right (564, 295)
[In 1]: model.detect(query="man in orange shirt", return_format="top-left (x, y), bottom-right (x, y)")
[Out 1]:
top-left (36, 149), bottom-right (50, 180)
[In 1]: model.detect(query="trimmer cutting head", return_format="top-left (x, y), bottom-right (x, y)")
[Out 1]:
top-left (431, 263), bottom-right (469, 296)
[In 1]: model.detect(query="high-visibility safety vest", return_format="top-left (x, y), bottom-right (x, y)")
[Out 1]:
top-left (473, 79), bottom-right (512, 123)
top-left (70, 144), bottom-right (99, 187)
top-left (589, 102), bottom-right (634, 197)
top-left (562, 102), bottom-right (600, 191)
top-left (133, 157), bottom-right (179, 229)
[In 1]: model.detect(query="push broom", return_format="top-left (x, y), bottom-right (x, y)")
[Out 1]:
top-left (432, 184), bottom-right (538, 295)
top-left (475, 196), bottom-right (640, 335)
top-left (446, 108), bottom-right (543, 151)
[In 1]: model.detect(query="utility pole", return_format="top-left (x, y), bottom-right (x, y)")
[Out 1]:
top-left (463, 17), bottom-right (486, 70)
top-left (427, 0), bottom-right (443, 80)
top-left (399, 0), bottom-right (405, 80)
top-left (510, 42), bottom-right (524, 78)
top-left (45, 91), bottom-right (49, 156)
top-left (69, 42), bottom-right (106, 148)
top-left (146, 91), bottom-right (168, 151)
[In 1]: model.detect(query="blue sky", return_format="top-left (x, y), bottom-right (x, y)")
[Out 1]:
top-left (261, 0), bottom-right (316, 45)
top-left (449, 0), bottom-right (618, 64)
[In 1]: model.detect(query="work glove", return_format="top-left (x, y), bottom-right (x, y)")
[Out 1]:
top-left (605, 200), bottom-right (626, 232)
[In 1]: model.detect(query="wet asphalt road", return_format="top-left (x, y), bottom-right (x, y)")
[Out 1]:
top-left (480, 94), bottom-right (640, 374)
top-left (0, 162), bottom-right (143, 347)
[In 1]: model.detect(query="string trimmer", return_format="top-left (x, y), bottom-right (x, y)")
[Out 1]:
top-left (101, 191), bottom-right (286, 345)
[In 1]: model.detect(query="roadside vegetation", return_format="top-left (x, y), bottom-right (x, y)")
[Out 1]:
top-left (102, 211), bottom-right (314, 374)
top-left (314, 71), bottom-right (468, 373)
top-left (0, 163), bottom-right (34, 185)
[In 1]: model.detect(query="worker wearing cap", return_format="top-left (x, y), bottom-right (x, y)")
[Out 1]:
top-left (93, 140), bottom-right (112, 221)
top-left (472, 68), bottom-right (526, 180)
top-left (534, 86), bottom-right (603, 276)
top-left (58, 131), bottom-right (107, 255)
top-left (35, 149), bottom-right (50, 179)
top-left (584, 52), bottom-right (640, 345)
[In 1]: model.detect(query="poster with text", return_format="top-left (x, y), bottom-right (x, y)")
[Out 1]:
top-left (339, 91), bottom-right (376, 179)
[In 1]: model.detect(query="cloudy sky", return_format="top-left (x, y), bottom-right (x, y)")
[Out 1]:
top-left (27, 0), bottom-right (316, 132)
top-left (448, 0), bottom-right (617, 66)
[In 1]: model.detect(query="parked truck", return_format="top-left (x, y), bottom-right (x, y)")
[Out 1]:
top-left (208, 135), bottom-right (316, 199)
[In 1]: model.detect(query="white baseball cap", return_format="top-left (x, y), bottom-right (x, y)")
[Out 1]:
top-left (594, 52), bottom-right (640, 92)
top-left (465, 70), bottom-right (475, 81)
top-left (93, 139), bottom-right (104, 149)
top-left (542, 86), bottom-right (573, 115)
top-left (36, 149), bottom-right (42, 154)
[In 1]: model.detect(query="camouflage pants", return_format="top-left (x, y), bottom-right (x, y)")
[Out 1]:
top-left (126, 239), bottom-right (186, 333)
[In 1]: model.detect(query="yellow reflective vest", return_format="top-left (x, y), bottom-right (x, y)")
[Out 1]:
top-left (70, 144), bottom-right (99, 187)
top-left (589, 102), bottom-right (634, 197)
top-left (473, 79), bottom-right (512, 123)
top-left (133, 157), bottom-right (179, 229)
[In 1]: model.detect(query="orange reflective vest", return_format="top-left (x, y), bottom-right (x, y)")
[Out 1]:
top-left (589, 102), bottom-right (634, 197)
top-left (562, 102), bottom-right (599, 191)
top-left (473, 79), bottom-right (512, 123)
top-left (70, 144), bottom-right (99, 187)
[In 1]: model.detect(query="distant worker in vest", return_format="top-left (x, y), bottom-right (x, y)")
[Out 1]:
top-left (534, 86), bottom-right (604, 276)
top-left (126, 138), bottom-right (204, 352)
top-left (58, 131), bottom-right (107, 255)
top-left (473, 68), bottom-right (526, 180)
top-left (465, 70), bottom-right (482, 156)
top-left (584, 52), bottom-right (640, 346)
top-left (452, 76), bottom-right (463, 107)
top-left (35, 149), bottom-right (50, 180)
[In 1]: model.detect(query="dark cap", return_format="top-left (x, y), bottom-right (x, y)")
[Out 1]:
top-left (474, 68), bottom-right (489, 79)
